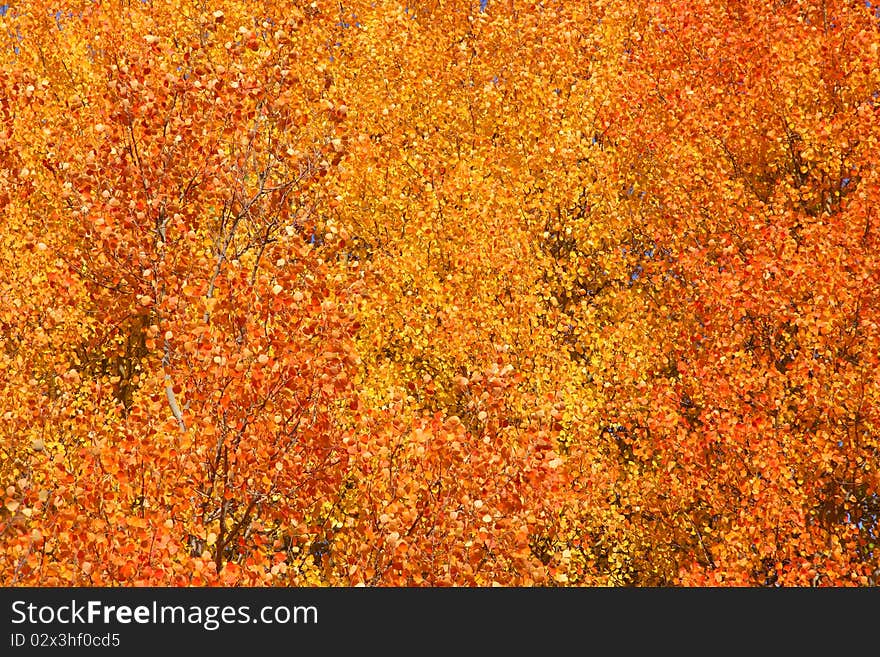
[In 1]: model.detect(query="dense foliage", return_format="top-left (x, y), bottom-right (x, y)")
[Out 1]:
top-left (2, 0), bottom-right (878, 586)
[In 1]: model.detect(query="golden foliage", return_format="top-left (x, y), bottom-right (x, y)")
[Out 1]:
top-left (1, 0), bottom-right (878, 586)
